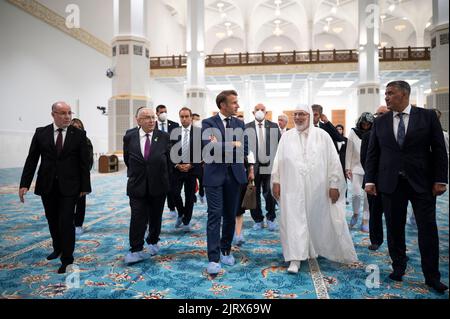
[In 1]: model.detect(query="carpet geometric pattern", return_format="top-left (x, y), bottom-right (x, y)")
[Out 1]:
top-left (0, 168), bottom-right (448, 299)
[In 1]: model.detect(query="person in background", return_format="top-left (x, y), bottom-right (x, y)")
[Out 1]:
top-left (346, 112), bottom-right (374, 232)
top-left (335, 124), bottom-right (348, 204)
top-left (360, 106), bottom-right (388, 250)
top-left (70, 118), bottom-right (94, 236)
top-left (237, 114), bottom-right (245, 122)
top-left (19, 102), bottom-right (91, 274)
top-left (156, 104), bottom-right (179, 217)
top-left (311, 104), bottom-right (345, 150)
top-left (278, 114), bottom-right (289, 136)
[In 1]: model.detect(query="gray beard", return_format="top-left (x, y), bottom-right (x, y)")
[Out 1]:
top-left (296, 123), bottom-right (309, 132)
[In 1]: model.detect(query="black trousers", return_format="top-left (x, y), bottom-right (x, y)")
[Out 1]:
top-left (250, 172), bottom-right (276, 223)
top-left (74, 195), bottom-right (86, 227)
top-left (129, 194), bottom-right (166, 253)
top-left (41, 185), bottom-right (77, 265)
top-left (173, 172), bottom-right (197, 225)
top-left (368, 194), bottom-right (384, 246)
top-left (381, 177), bottom-right (441, 282)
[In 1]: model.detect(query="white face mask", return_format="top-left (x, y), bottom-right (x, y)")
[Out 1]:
top-left (193, 120), bottom-right (202, 128)
top-left (255, 110), bottom-right (265, 122)
top-left (158, 112), bottom-right (168, 122)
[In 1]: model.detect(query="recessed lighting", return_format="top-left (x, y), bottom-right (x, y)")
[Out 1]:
top-left (265, 83), bottom-right (292, 89)
top-left (207, 84), bottom-right (235, 91)
top-left (266, 92), bottom-right (290, 98)
top-left (317, 91), bottom-right (343, 96)
top-left (323, 81), bottom-right (354, 88)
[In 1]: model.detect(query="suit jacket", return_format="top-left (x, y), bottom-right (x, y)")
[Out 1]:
top-left (20, 124), bottom-right (91, 197)
top-left (169, 126), bottom-right (202, 176)
top-left (365, 107), bottom-right (448, 194)
top-left (319, 121), bottom-right (345, 150)
top-left (201, 114), bottom-right (248, 187)
top-left (123, 129), bottom-right (171, 197)
top-left (245, 120), bottom-right (281, 170)
top-left (157, 120), bottom-right (179, 134)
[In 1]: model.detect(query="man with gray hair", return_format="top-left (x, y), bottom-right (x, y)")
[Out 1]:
top-left (278, 113), bottom-right (289, 135)
top-left (311, 104), bottom-right (345, 150)
top-left (365, 80), bottom-right (448, 293)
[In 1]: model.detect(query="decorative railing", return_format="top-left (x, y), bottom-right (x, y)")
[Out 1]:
top-left (150, 47), bottom-right (430, 69)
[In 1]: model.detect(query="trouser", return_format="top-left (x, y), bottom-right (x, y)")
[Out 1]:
top-left (205, 167), bottom-right (241, 262)
top-left (41, 185), bottom-right (77, 265)
top-left (351, 173), bottom-right (369, 220)
top-left (381, 177), bottom-right (440, 282)
top-left (74, 195), bottom-right (86, 227)
top-left (250, 172), bottom-right (276, 223)
top-left (173, 173), bottom-right (197, 225)
top-left (368, 194), bottom-right (384, 246)
top-left (129, 194), bottom-right (166, 252)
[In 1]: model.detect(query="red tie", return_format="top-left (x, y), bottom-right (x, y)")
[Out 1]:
top-left (56, 128), bottom-right (63, 156)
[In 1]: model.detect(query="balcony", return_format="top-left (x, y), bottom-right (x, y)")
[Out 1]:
top-left (150, 47), bottom-right (430, 70)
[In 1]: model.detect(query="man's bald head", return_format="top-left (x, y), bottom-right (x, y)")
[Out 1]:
top-left (137, 108), bottom-right (156, 133)
top-left (375, 105), bottom-right (388, 117)
top-left (51, 101), bottom-right (72, 128)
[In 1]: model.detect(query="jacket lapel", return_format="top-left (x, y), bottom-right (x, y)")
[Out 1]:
top-left (148, 130), bottom-right (160, 159)
top-left (61, 126), bottom-right (74, 156)
top-left (386, 112), bottom-right (400, 150)
top-left (214, 114), bottom-right (226, 138)
top-left (47, 124), bottom-right (57, 154)
top-left (403, 106), bottom-right (418, 147)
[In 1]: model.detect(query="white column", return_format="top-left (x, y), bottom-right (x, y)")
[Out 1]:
top-left (185, 0), bottom-right (207, 119)
top-left (429, 0), bottom-right (449, 129)
top-left (357, 0), bottom-right (380, 115)
top-left (308, 20), bottom-right (314, 50)
top-left (307, 76), bottom-right (315, 106)
top-left (109, 0), bottom-right (151, 153)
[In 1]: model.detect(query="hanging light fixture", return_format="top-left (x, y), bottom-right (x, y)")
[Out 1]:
top-left (331, 0), bottom-right (339, 14)
top-left (224, 22), bottom-right (233, 37)
top-left (274, 0), bottom-right (282, 16)
top-left (324, 17), bottom-right (332, 33)
top-left (273, 19), bottom-right (283, 36)
top-left (217, 2), bottom-right (227, 20)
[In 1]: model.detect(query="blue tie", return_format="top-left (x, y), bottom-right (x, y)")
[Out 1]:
top-left (397, 113), bottom-right (405, 147)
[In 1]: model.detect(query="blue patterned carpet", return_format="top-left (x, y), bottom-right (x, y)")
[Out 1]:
top-left (0, 168), bottom-right (448, 299)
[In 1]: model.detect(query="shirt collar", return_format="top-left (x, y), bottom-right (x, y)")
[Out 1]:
top-left (139, 128), bottom-right (153, 137)
top-left (255, 120), bottom-right (265, 127)
top-left (182, 125), bottom-right (192, 131)
top-left (393, 104), bottom-right (412, 117)
top-left (53, 123), bottom-right (67, 132)
top-left (218, 112), bottom-right (228, 122)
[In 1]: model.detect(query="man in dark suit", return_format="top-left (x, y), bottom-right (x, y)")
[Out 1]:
top-left (360, 106), bottom-right (388, 251)
top-left (311, 104), bottom-right (345, 150)
top-left (202, 90), bottom-right (254, 275)
top-left (170, 107), bottom-right (202, 232)
top-left (123, 108), bottom-right (171, 264)
top-left (19, 102), bottom-right (91, 274)
top-left (365, 81), bottom-right (448, 293)
top-left (246, 104), bottom-right (281, 231)
top-left (156, 104), bottom-right (179, 216)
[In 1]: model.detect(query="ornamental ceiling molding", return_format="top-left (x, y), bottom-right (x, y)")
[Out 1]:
top-left (7, 0), bottom-right (111, 57)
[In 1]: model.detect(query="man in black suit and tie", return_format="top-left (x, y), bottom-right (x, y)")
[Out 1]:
top-left (311, 104), bottom-right (345, 150)
top-left (123, 108), bottom-right (171, 264)
top-left (170, 107), bottom-right (202, 232)
top-left (156, 104), bottom-right (179, 216)
top-left (246, 104), bottom-right (281, 231)
top-left (19, 102), bottom-right (91, 274)
top-left (365, 81), bottom-right (448, 293)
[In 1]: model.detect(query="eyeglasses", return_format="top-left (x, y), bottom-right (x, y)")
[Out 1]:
top-left (53, 111), bottom-right (74, 116)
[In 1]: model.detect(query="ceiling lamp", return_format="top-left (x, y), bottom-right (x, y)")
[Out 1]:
top-left (324, 17), bottom-right (332, 33)
top-left (273, 19), bottom-right (283, 36)
top-left (325, 43), bottom-right (334, 49)
top-left (332, 27), bottom-right (343, 34)
top-left (273, 46), bottom-right (283, 52)
top-left (274, 0), bottom-right (282, 16)
top-left (394, 24), bottom-right (406, 31)
top-left (224, 22), bottom-right (233, 36)
top-left (217, 2), bottom-right (227, 20)
top-left (388, 4), bottom-right (395, 12)
top-left (331, 0), bottom-right (339, 14)
top-left (216, 32), bottom-right (225, 39)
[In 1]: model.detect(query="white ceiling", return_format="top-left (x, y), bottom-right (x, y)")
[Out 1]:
top-left (36, 0), bottom-right (433, 54)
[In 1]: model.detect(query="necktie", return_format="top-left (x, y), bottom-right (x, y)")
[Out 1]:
top-left (56, 128), bottom-right (63, 156)
top-left (144, 133), bottom-right (151, 160)
top-left (397, 113), bottom-right (405, 147)
top-left (225, 117), bottom-right (231, 128)
top-left (182, 128), bottom-right (189, 163)
top-left (161, 122), bottom-right (166, 132)
top-left (258, 123), bottom-right (266, 163)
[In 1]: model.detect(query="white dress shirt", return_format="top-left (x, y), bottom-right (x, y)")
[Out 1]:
top-left (158, 121), bottom-right (168, 132)
top-left (53, 123), bottom-right (67, 145)
top-left (139, 128), bottom-right (153, 158)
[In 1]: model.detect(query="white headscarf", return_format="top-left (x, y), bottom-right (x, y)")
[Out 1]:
top-left (294, 104), bottom-right (314, 131)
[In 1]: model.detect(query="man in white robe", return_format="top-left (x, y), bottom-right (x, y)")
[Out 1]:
top-left (271, 105), bottom-right (358, 273)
